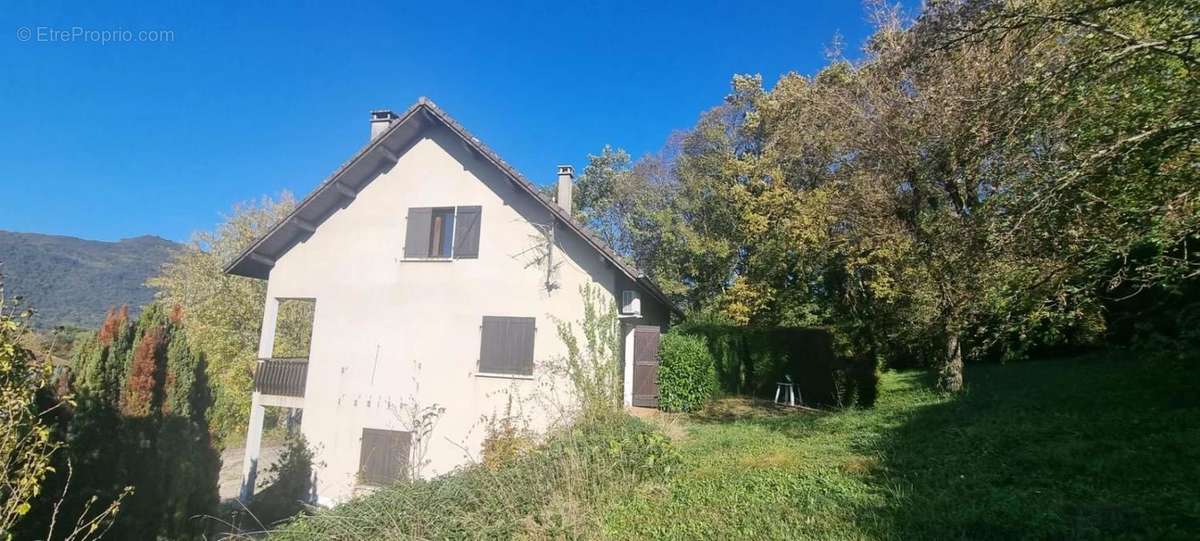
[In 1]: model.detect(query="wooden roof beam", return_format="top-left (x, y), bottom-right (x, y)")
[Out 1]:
top-left (334, 182), bottom-right (357, 199)
top-left (248, 252), bottom-right (275, 267)
top-left (376, 145), bottom-right (398, 162)
top-left (293, 217), bottom-right (317, 233)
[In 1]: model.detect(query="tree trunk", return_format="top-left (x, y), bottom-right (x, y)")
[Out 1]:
top-left (938, 333), bottom-right (964, 392)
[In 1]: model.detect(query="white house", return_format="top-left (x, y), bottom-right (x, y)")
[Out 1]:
top-left (224, 98), bottom-right (675, 505)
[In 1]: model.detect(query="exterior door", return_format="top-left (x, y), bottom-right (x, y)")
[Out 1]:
top-left (632, 325), bottom-right (661, 408)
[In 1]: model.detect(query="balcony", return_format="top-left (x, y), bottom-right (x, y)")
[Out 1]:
top-left (254, 358), bottom-right (308, 397)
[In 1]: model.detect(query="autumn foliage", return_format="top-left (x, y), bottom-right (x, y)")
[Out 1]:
top-left (18, 303), bottom-right (222, 540)
top-left (97, 305), bottom-right (129, 345)
top-left (121, 325), bottom-right (166, 417)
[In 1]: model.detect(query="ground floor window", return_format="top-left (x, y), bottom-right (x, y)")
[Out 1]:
top-left (358, 428), bottom-right (411, 485)
top-left (478, 316), bottom-right (536, 376)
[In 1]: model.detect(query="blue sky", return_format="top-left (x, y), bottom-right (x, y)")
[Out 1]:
top-left (1, 1), bottom-right (913, 242)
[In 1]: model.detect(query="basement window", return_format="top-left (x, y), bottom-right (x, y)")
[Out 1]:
top-left (358, 428), bottom-right (411, 486)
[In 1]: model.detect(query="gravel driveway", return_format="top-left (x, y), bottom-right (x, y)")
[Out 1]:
top-left (218, 445), bottom-right (283, 500)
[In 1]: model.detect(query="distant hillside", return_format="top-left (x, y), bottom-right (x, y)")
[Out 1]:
top-left (0, 231), bottom-right (181, 329)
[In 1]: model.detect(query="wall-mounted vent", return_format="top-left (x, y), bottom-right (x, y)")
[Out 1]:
top-left (621, 290), bottom-right (641, 316)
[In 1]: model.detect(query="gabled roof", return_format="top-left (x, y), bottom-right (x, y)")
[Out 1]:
top-left (223, 97), bottom-right (678, 313)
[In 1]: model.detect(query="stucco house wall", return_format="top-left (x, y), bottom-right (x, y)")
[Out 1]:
top-left (251, 120), bottom-right (669, 504)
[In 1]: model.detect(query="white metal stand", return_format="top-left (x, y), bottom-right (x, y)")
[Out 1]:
top-left (774, 382), bottom-right (797, 407)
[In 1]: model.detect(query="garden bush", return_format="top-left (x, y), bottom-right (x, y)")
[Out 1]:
top-left (243, 435), bottom-right (317, 529)
top-left (657, 332), bottom-right (718, 412)
top-left (479, 400), bottom-right (536, 470)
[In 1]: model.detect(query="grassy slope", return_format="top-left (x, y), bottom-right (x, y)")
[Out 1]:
top-left (604, 357), bottom-right (1200, 540)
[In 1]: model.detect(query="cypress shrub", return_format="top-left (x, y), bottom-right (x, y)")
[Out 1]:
top-left (657, 333), bottom-right (718, 412)
top-left (19, 303), bottom-right (221, 540)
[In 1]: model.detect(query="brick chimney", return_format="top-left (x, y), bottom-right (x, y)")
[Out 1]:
top-left (556, 165), bottom-right (574, 213)
top-left (370, 109), bottom-right (398, 139)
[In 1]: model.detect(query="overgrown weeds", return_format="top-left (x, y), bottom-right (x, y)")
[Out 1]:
top-left (270, 414), bottom-right (677, 539)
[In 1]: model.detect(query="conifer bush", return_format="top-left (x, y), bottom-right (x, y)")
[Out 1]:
top-left (19, 303), bottom-right (221, 540)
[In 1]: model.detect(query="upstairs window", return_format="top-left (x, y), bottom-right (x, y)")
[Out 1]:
top-left (404, 206), bottom-right (481, 259)
top-left (429, 207), bottom-right (455, 257)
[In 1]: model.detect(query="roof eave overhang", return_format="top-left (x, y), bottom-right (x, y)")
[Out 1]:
top-left (223, 101), bottom-right (433, 279)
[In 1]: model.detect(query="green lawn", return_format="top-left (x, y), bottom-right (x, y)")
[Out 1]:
top-left (273, 356), bottom-right (1199, 539)
top-left (602, 357), bottom-right (1200, 540)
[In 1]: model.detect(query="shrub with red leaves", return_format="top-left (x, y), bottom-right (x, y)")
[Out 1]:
top-left (121, 325), bottom-right (166, 417)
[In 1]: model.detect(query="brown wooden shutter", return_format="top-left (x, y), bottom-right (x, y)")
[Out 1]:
top-left (479, 316), bottom-right (535, 375)
top-left (508, 318), bottom-right (535, 375)
top-left (453, 206), bottom-right (481, 258)
top-left (479, 317), bottom-right (506, 373)
top-left (404, 207), bottom-right (432, 258)
top-left (359, 428), bottom-right (411, 485)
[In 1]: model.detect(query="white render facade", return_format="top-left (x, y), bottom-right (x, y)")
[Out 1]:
top-left (227, 99), bottom-right (673, 505)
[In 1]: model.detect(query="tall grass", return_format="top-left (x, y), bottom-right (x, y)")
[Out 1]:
top-left (269, 414), bottom-right (675, 539)
top-left (268, 355), bottom-right (1199, 539)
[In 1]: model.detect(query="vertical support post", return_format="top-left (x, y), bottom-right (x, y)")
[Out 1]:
top-left (259, 297), bottom-right (280, 359)
top-left (622, 322), bottom-right (635, 406)
top-left (239, 392), bottom-right (266, 502)
top-left (240, 295), bottom-right (280, 503)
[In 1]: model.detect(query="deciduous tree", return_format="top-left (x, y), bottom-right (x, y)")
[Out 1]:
top-left (148, 193), bottom-right (296, 441)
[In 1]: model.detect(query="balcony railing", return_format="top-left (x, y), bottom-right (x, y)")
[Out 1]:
top-left (255, 358), bottom-right (308, 397)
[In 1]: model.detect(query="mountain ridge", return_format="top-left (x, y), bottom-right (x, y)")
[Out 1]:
top-left (0, 230), bottom-right (182, 328)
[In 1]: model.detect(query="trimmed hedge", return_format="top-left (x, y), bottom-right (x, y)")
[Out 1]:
top-left (667, 324), bottom-right (847, 407)
top-left (657, 333), bottom-right (719, 412)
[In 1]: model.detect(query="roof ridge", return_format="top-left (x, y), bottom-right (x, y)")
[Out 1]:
top-left (223, 98), bottom-right (678, 313)
top-left (416, 101), bottom-right (643, 268)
